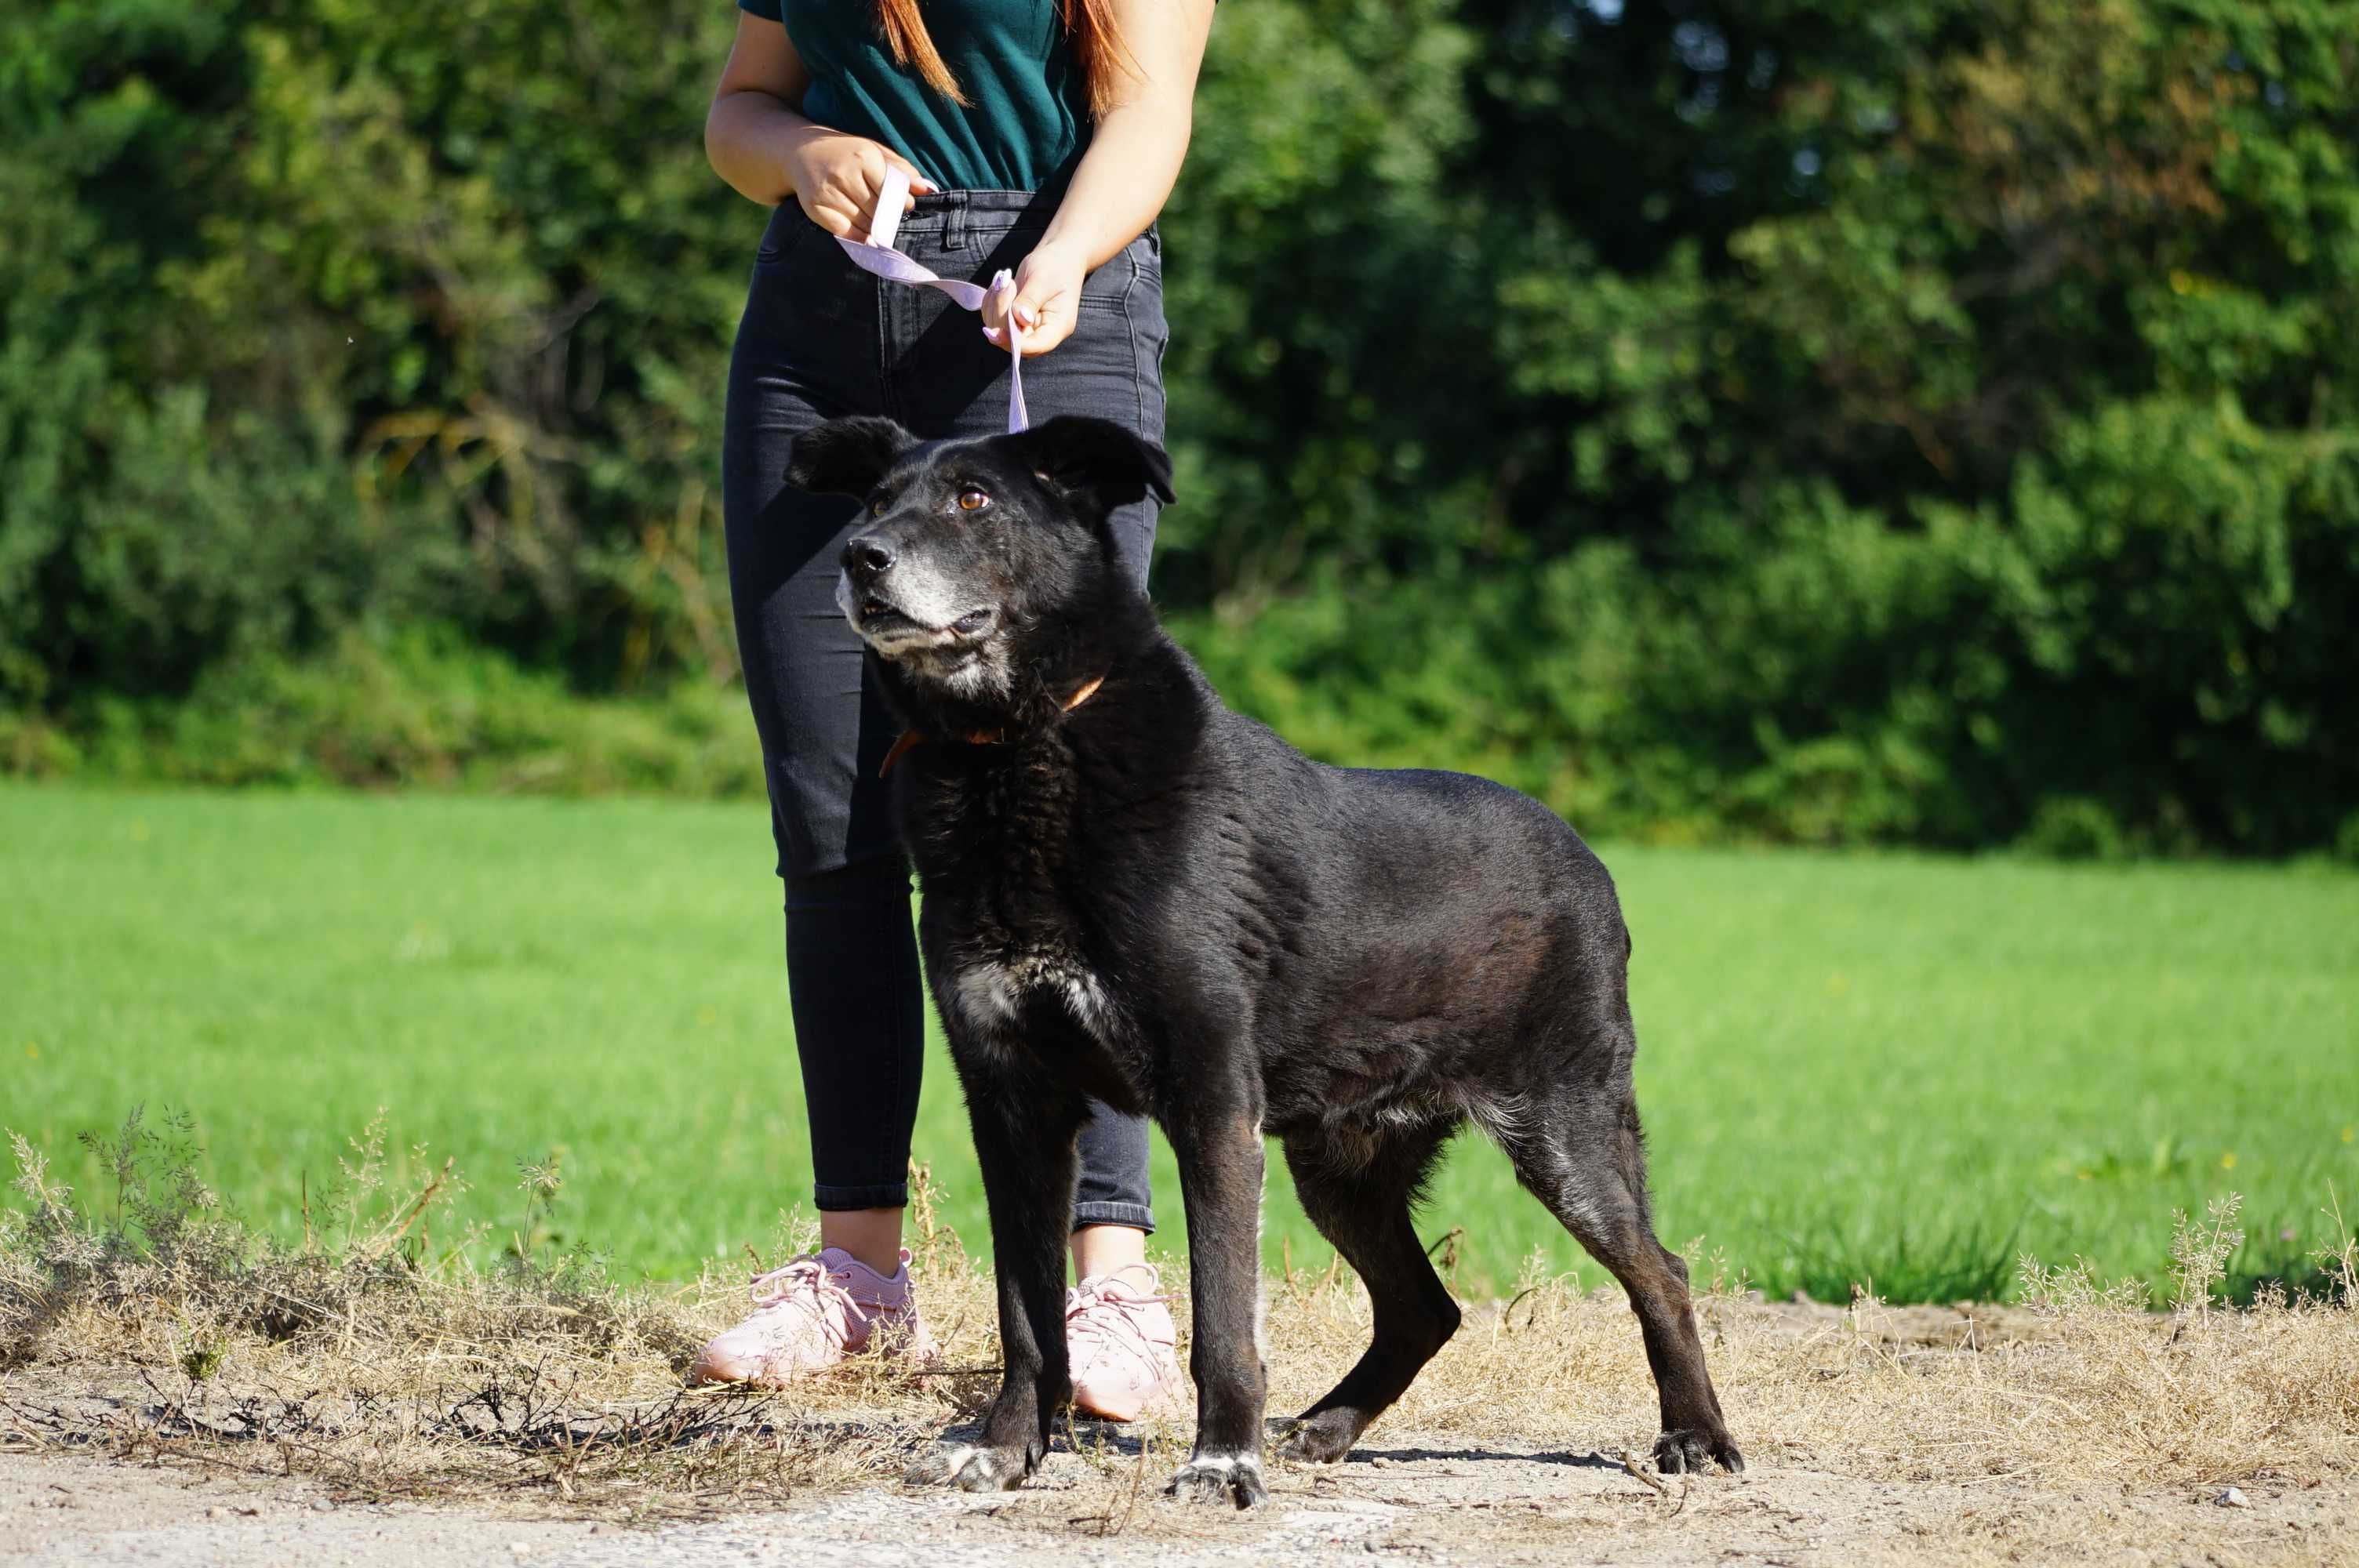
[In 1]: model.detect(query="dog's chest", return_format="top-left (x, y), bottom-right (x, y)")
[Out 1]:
top-left (948, 942), bottom-right (1118, 1045)
top-left (911, 753), bottom-right (1132, 1049)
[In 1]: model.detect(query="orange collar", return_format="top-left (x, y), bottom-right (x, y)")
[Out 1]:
top-left (878, 672), bottom-right (1107, 778)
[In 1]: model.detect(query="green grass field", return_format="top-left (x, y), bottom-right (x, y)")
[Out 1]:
top-left (5, 782), bottom-right (2354, 1301)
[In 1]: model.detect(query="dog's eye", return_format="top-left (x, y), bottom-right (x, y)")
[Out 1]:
top-left (870, 495), bottom-right (888, 516)
top-left (956, 488), bottom-right (990, 512)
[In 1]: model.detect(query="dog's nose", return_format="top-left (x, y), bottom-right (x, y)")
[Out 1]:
top-left (842, 535), bottom-right (896, 583)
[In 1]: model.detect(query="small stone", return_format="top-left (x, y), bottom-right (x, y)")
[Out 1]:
top-left (1369, 1457), bottom-right (1392, 1469)
top-left (205, 1507), bottom-right (228, 1519)
top-left (2217, 1486), bottom-right (2251, 1509)
top-left (311, 1500), bottom-right (334, 1513)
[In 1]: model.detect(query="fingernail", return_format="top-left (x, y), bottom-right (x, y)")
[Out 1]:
top-left (981, 326), bottom-right (1001, 343)
top-left (1014, 307), bottom-right (1037, 328)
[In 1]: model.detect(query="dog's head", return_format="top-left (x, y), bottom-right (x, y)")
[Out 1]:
top-left (786, 415), bottom-right (1174, 702)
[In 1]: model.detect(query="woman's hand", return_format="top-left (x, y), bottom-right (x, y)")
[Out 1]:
top-left (708, 15), bottom-right (930, 225)
top-left (982, 238), bottom-right (1088, 358)
top-left (784, 128), bottom-right (936, 243)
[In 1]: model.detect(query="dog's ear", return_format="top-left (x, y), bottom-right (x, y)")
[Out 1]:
top-left (1007, 416), bottom-right (1176, 513)
top-left (785, 417), bottom-right (918, 496)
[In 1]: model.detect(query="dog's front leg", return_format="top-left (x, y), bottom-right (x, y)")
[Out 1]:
top-left (906, 1069), bottom-right (1084, 1493)
top-left (1163, 1097), bottom-right (1270, 1509)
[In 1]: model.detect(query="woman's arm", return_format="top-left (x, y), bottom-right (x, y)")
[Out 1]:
top-left (984, 0), bottom-right (1216, 356)
top-left (705, 13), bottom-right (934, 239)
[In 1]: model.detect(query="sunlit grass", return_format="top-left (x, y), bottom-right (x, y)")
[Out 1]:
top-left (5, 783), bottom-right (2354, 1299)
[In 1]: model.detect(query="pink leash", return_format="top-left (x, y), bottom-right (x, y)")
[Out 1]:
top-left (831, 165), bottom-right (1029, 433)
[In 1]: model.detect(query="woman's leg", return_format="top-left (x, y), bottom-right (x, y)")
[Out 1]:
top-left (1064, 326), bottom-right (1165, 1276)
top-left (1073, 1109), bottom-right (1155, 1275)
top-left (785, 858), bottom-right (924, 1275)
top-left (722, 209), bottom-right (925, 1276)
top-left (874, 198), bottom-right (1175, 1276)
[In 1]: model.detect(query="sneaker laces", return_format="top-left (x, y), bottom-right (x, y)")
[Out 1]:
top-left (746, 1254), bottom-right (867, 1353)
top-left (1066, 1269), bottom-right (1174, 1369)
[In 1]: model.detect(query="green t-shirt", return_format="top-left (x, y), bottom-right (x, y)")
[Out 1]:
top-left (739, 0), bottom-right (1092, 193)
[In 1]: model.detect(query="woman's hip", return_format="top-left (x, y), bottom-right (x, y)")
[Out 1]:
top-left (731, 197), bottom-right (1167, 444)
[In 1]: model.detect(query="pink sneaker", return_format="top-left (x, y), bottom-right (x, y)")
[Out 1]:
top-left (689, 1247), bottom-right (937, 1387)
top-left (1067, 1264), bottom-right (1187, 1421)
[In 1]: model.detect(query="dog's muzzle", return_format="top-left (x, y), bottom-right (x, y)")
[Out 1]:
top-left (834, 555), bottom-right (995, 657)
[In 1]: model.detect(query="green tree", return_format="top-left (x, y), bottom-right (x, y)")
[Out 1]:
top-left (4, 0), bottom-right (2355, 854)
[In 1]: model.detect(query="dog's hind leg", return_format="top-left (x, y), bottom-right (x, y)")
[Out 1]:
top-left (1271, 1123), bottom-right (1460, 1466)
top-left (1501, 1076), bottom-right (1743, 1475)
top-left (905, 1070), bottom-right (1087, 1494)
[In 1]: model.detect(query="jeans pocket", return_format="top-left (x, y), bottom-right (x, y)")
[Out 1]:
top-left (1077, 252), bottom-right (1137, 314)
top-left (754, 207), bottom-right (811, 268)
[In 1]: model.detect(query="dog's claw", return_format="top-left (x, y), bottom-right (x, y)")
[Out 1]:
top-left (1165, 1453), bottom-right (1269, 1508)
top-left (904, 1442), bottom-right (1030, 1492)
top-left (1654, 1428), bottom-right (1744, 1475)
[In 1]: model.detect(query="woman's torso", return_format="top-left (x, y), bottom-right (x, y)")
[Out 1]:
top-left (765, 0), bottom-right (1092, 193)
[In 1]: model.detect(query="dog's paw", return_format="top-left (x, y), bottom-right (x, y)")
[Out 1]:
top-left (903, 1442), bottom-right (1032, 1492)
top-left (1272, 1414), bottom-right (1355, 1466)
top-left (1653, 1427), bottom-right (1744, 1475)
top-left (1165, 1452), bottom-right (1269, 1509)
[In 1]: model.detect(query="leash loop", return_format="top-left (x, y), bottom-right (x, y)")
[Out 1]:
top-left (833, 164), bottom-right (1028, 433)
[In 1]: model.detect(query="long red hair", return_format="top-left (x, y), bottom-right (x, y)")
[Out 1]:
top-left (874, 0), bottom-right (1132, 118)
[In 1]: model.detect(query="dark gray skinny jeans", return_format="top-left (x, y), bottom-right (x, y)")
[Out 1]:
top-left (721, 187), bottom-right (1165, 1232)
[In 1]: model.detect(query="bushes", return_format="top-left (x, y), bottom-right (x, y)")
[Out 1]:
top-left (1185, 401), bottom-right (2359, 856)
top-left (0, 0), bottom-right (742, 704)
top-left (3, 0), bottom-right (2357, 852)
top-left (13, 631), bottom-right (761, 797)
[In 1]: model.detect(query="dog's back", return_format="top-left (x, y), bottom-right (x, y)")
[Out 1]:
top-left (1175, 710), bottom-right (1636, 1130)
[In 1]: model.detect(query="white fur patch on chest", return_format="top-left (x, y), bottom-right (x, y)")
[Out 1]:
top-left (951, 950), bottom-right (1115, 1041)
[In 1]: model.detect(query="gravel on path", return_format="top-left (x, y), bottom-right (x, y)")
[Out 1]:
top-left (9, 1437), bottom-right (2354, 1566)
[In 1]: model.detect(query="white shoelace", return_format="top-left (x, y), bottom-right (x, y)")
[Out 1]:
top-left (1066, 1274), bottom-right (1174, 1368)
top-left (747, 1254), bottom-right (870, 1352)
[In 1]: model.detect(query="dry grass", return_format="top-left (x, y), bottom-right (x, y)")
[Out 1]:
top-left (1256, 1199), bottom-right (2359, 1493)
top-left (0, 1127), bottom-right (1005, 1519)
top-left (5, 1123), bottom-right (2356, 1525)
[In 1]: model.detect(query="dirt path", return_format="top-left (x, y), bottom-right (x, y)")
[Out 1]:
top-left (9, 1282), bottom-right (2355, 1564)
top-left (9, 1432), bottom-right (2353, 1566)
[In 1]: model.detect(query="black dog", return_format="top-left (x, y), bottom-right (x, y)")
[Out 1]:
top-left (786, 414), bottom-right (1741, 1508)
